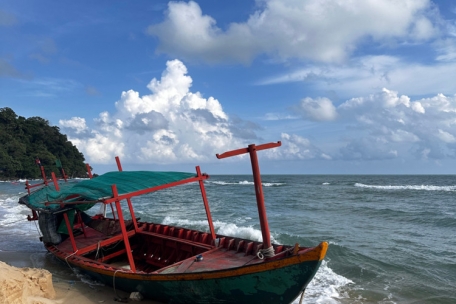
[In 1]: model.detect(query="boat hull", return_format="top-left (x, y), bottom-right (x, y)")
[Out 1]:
top-left (49, 242), bottom-right (327, 304)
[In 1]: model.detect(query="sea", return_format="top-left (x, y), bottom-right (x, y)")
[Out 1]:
top-left (1, 175), bottom-right (455, 304)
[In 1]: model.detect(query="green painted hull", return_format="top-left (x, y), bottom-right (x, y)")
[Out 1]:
top-left (72, 259), bottom-right (321, 304)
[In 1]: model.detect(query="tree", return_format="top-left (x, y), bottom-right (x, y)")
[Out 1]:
top-left (0, 107), bottom-right (88, 179)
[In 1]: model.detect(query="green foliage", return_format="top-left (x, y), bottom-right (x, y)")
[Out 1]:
top-left (0, 107), bottom-right (87, 179)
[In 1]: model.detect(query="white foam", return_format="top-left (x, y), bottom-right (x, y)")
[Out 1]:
top-left (161, 216), bottom-right (278, 243)
top-left (293, 260), bottom-right (353, 304)
top-left (322, 182), bottom-right (330, 185)
top-left (72, 269), bottom-right (105, 286)
top-left (1, 212), bottom-right (25, 226)
top-left (162, 216), bottom-right (210, 228)
top-left (4, 179), bottom-right (27, 183)
top-left (232, 216), bottom-right (253, 225)
top-left (263, 182), bottom-right (285, 187)
top-left (5, 197), bottom-right (19, 204)
top-left (216, 223), bottom-right (265, 242)
top-left (239, 180), bottom-right (253, 185)
top-left (0, 203), bottom-right (29, 227)
top-left (209, 180), bottom-right (285, 187)
top-left (0, 194), bottom-right (31, 227)
top-left (355, 183), bottom-right (456, 191)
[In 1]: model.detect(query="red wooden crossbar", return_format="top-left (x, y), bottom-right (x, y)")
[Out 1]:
top-left (215, 141), bottom-right (281, 159)
top-left (73, 230), bottom-right (136, 256)
top-left (25, 179), bottom-right (58, 193)
top-left (102, 174), bottom-right (209, 204)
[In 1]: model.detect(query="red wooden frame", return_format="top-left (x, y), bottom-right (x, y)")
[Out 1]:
top-left (57, 156), bottom-right (215, 273)
top-left (216, 141), bottom-right (281, 252)
top-left (26, 155), bottom-right (217, 273)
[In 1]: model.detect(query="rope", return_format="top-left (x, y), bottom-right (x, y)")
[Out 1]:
top-left (64, 250), bottom-right (79, 272)
top-left (33, 220), bottom-right (42, 237)
top-left (4, 218), bottom-right (28, 225)
top-left (299, 289), bottom-right (305, 304)
top-left (113, 269), bottom-right (128, 302)
top-left (94, 241), bottom-right (101, 260)
top-left (257, 246), bottom-right (275, 259)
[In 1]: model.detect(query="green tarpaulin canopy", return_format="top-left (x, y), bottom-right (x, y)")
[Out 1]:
top-left (19, 171), bottom-right (196, 213)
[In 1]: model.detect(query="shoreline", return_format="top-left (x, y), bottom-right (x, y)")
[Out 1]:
top-left (0, 250), bottom-right (162, 304)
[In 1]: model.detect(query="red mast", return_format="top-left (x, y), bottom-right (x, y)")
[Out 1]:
top-left (216, 141), bottom-right (281, 255)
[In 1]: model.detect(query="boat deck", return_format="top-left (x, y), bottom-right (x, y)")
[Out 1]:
top-left (56, 228), bottom-right (107, 253)
top-left (158, 247), bottom-right (261, 274)
top-left (52, 221), bottom-right (290, 275)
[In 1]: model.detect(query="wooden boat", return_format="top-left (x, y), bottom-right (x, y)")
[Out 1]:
top-left (19, 142), bottom-right (328, 304)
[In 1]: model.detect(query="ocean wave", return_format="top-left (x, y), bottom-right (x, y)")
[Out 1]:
top-left (434, 217), bottom-right (456, 228)
top-left (209, 180), bottom-right (285, 187)
top-left (161, 216), bottom-right (272, 243)
top-left (293, 260), bottom-right (353, 304)
top-left (354, 183), bottom-right (456, 191)
top-left (0, 198), bottom-right (29, 227)
top-left (0, 180), bottom-right (26, 184)
top-left (0, 196), bottom-right (20, 207)
top-left (0, 195), bottom-right (32, 228)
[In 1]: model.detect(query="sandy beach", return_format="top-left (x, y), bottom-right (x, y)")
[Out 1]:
top-left (0, 251), bottom-right (161, 304)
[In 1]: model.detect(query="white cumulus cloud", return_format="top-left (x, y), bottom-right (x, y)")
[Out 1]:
top-left (147, 0), bottom-right (436, 64)
top-left (59, 60), bottom-right (335, 165)
top-left (58, 117), bottom-right (89, 134)
top-left (292, 97), bottom-right (337, 121)
top-left (60, 60), bottom-right (244, 164)
top-left (334, 89), bottom-right (456, 160)
top-left (264, 133), bottom-right (331, 160)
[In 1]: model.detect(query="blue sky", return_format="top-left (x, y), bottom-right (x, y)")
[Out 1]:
top-left (1, 0), bottom-right (456, 174)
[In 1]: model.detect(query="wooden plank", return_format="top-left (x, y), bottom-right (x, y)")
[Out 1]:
top-left (137, 230), bottom-right (214, 251)
top-left (175, 258), bottom-right (195, 273)
top-left (74, 229), bottom-right (136, 256)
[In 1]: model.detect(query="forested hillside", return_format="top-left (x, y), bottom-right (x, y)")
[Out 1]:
top-left (0, 107), bottom-right (87, 179)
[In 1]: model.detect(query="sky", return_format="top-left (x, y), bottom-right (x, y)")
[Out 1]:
top-left (1, 0), bottom-right (456, 174)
